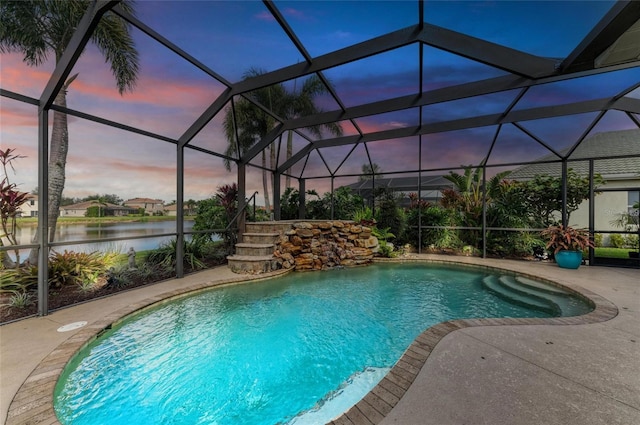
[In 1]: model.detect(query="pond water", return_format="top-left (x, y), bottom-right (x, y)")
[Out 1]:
top-left (11, 220), bottom-right (197, 256)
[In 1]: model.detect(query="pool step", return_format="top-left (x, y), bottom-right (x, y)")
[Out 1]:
top-left (228, 223), bottom-right (286, 274)
top-left (227, 254), bottom-right (279, 274)
top-left (241, 232), bottom-right (280, 244)
top-left (235, 243), bottom-right (276, 257)
top-left (506, 275), bottom-right (591, 316)
top-left (514, 276), bottom-right (570, 295)
top-left (482, 275), bottom-right (560, 316)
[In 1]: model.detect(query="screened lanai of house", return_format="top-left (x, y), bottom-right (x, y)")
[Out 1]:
top-left (1, 0), bottom-right (639, 315)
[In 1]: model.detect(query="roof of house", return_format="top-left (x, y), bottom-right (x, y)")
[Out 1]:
top-left (509, 129), bottom-right (640, 180)
top-left (345, 175), bottom-right (454, 192)
top-left (124, 198), bottom-right (164, 204)
top-left (60, 201), bottom-right (132, 210)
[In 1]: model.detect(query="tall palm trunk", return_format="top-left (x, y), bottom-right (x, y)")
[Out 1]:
top-left (48, 89), bottom-right (69, 241)
top-left (262, 150), bottom-right (271, 213)
top-left (27, 83), bottom-right (71, 265)
top-left (285, 130), bottom-right (293, 189)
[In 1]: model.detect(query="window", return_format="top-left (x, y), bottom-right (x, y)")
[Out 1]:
top-left (629, 191), bottom-right (639, 209)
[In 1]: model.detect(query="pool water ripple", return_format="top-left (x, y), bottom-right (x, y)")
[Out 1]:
top-left (54, 263), bottom-right (591, 425)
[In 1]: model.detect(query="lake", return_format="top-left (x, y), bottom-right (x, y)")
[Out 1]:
top-left (11, 220), bottom-right (198, 257)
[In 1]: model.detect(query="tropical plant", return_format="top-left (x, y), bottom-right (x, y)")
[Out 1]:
top-left (48, 250), bottom-right (118, 289)
top-left (371, 227), bottom-right (396, 258)
top-left (520, 170), bottom-right (604, 228)
top-left (485, 179), bottom-right (542, 257)
top-left (371, 226), bottom-right (395, 242)
top-left (374, 189), bottom-right (405, 243)
top-left (329, 187), bottom-right (363, 220)
top-left (441, 165), bottom-right (511, 247)
top-left (280, 187), bottom-right (300, 220)
top-left (216, 183), bottom-right (238, 223)
top-left (193, 184), bottom-right (238, 249)
top-left (406, 203), bottom-right (457, 249)
top-left (0, 148), bottom-right (29, 268)
top-left (540, 225), bottom-right (594, 254)
top-left (609, 200), bottom-right (639, 253)
top-left (222, 68), bottom-right (342, 210)
top-left (193, 197), bottom-right (225, 242)
top-left (1, 0), bottom-right (139, 265)
top-left (216, 183), bottom-right (238, 248)
top-left (1, 290), bottom-right (34, 310)
top-left (106, 262), bottom-right (173, 289)
top-left (352, 206), bottom-right (375, 227)
top-left (145, 239), bottom-right (206, 272)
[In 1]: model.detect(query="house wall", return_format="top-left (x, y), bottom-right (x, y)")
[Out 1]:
top-left (61, 209), bottom-right (86, 217)
top-left (570, 178), bottom-right (640, 246)
top-left (124, 201), bottom-right (164, 214)
top-left (19, 197), bottom-right (38, 217)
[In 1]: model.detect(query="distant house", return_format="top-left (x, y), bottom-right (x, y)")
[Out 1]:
top-left (18, 194), bottom-right (38, 217)
top-left (164, 204), bottom-right (197, 217)
top-left (509, 129), bottom-right (640, 240)
top-left (60, 201), bottom-right (137, 217)
top-left (123, 197), bottom-right (165, 215)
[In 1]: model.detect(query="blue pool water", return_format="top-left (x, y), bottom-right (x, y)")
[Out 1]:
top-left (54, 263), bottom-right (591, 425)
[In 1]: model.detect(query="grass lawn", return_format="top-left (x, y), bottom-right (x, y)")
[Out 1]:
top-left (593, 247), bottom-right (636, 259)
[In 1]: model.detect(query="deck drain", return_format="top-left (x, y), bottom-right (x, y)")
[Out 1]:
top-left (57, 321), bottom-right (87, 332)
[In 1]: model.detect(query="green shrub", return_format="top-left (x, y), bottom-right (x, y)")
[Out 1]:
top-left (406, 205), bottom-right (458, 249)
top-left (48, 250), bottom-right (118, 289)
top-left (486, 231), bottom-right (544, 258)
top-left (374, 190), bottom-right (406, 243)
top-left (609, 234), bottom-right (625, 248)
top-left (376, 241), bottom-right (396, 258)
top-left (594, 233), bottom-right (603, 247)
top-left (107, 262), bottom-right (173, 289)
top-left (146, 239), bottom-right (206, 271)
top-left (352, 206), bottom-right (375, 226)
top-left (624, 234), bottom-right (639, 250)
top-left (0, 265), bottom-right (37, 293)
top-left (2, 290), bottom-right (33, 309)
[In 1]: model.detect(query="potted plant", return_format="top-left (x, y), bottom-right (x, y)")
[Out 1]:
top-left (541, 224), bottom-right (594, 269)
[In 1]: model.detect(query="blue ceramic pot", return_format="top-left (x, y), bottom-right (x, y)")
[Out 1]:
top-left (555, 250), bottom-right (583, 269)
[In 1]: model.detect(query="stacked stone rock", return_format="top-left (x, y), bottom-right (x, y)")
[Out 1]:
top-left (274, 221), bottom-right (379, 271)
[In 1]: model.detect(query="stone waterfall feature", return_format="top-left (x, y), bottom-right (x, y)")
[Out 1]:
top-left (227, 221), bottom-right (379, 274)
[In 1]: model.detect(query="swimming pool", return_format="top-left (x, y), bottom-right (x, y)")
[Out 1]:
top-left (54, 263), bottom-right (592, 424)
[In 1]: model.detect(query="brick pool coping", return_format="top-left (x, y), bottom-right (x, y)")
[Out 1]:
top-left (5, 259), bottom-right (618, 425)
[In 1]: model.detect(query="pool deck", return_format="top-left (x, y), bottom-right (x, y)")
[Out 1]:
top-left (1, 255), bottom-right (638, 425)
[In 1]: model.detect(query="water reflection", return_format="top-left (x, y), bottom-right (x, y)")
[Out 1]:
top-left (11, 220), bottom-right (198, 257)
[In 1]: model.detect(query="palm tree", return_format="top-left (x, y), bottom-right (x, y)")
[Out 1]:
top-left (359, 163), bottom-right (383, 181)
top-left (441, 165), bottom-right (510, 246)
top-left (1, 0), bottom-right (139, 264)
top-left (223, 69), bottom-right (342, 211)
top-left (283, 75), bottom-right (342, 188)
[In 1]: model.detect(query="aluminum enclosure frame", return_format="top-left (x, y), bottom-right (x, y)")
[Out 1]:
top-left (1, 0), bottom-right (639, 316)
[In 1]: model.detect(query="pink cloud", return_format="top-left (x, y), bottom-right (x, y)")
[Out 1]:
top-left (283, 8), bottom-right (310, 21)
top-left (0, 52), bottom-right (53, 96)
top-left (254, 11), bottom-right (275, 21)
top-left (0, 107), bottom-right (37, 127)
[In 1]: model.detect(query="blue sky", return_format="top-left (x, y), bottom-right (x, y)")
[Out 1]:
top-left (1, 0), bottom-right (638, 203)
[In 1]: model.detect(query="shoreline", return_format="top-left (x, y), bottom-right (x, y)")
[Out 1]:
top-left (16, 216), bottom-right (196, 226)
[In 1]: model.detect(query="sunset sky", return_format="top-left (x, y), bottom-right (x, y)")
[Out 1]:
top-left (1, 0), bottom-right (638, 204)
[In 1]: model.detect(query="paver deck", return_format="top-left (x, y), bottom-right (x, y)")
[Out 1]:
top-left (1, 255), bottom-right (638, 424)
